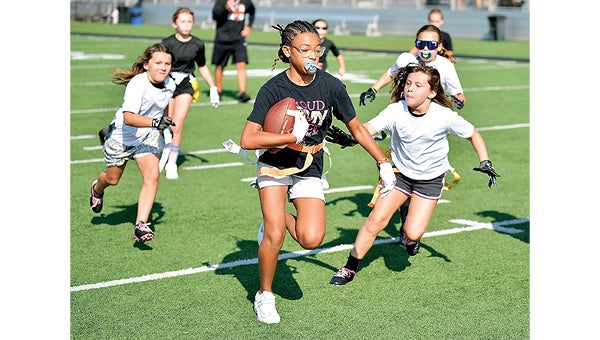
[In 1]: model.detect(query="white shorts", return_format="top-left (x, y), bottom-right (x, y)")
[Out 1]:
top-left (255, 162), bottom-right (325, 201)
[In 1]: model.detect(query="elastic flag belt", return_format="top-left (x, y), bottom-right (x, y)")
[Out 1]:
top-left (258, 143), bottom-right (324, 177)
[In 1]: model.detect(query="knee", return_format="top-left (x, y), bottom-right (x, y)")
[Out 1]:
top-left (103, 176), bottom-right (120, 186)
top-left (297, 229), bottom-right (325, 250)
top-left (364, 215), bottom-right (389, 234)
top-left (403, 224), bottom-right (424, 241)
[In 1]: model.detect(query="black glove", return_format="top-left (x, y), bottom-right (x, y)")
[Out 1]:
top-left (451, 95), bottom-right (464, 109)
top-left (473, 160), bottom-right (500, 188)
top-left (359, 87), bottom-right (377, 106)
top-left (152, 116), bottom-right (175, 131)
top-left (373, 130), bottom-right (387, 142)
top-left (326, 125), bottom-right (357, 148)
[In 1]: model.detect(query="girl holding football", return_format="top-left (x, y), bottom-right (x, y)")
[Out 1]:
top-left (89, 43), bottom-right (176, 243)
top-left (329, 64), bottom-right (499, 286)
top-left (239, 20), bottom-right (396, 324)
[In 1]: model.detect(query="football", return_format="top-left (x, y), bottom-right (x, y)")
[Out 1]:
top-left (263, 97), bottom-right (297, 135)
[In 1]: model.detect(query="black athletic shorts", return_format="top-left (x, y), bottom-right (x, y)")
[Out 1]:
top-left (211, 40), bottom-right (249, 66)
top-left (173, 76), bottom-right (194, 97)
top-left (394, 171), bottom-right (445, 200)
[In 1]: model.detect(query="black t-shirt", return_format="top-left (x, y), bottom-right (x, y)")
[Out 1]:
top-left (161, 34), bottom-right (207, 73)
top-left (318, 38), bottom-right (341, 71)
top-left (441, 31), bottom-right (453, 52)
top-left (247, 69), bottom-right (356, 178)
top-left (212, 0), bottom-right (256, 43)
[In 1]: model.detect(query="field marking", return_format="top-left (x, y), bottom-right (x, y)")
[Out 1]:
top-left (70, 217), bottom-right (528, 293)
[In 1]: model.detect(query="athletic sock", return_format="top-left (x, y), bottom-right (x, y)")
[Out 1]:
top-left (168, 145), bottom-right (180, 164)
top-left (344, 254), bottom-right (360, 272)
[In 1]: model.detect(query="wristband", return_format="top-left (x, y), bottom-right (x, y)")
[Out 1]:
top-left (371, 87), bottom-right (378, 94)
top-left (376, 158), bottom-right (388, 165)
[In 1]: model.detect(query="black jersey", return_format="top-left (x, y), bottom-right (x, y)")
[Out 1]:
top-left (161, 34), bottom-right (208, 74)
top-left (441, 31), bottom-right (453, 52)
top-left (247, 69), bottom-right (356, 178)
top-left (212, 0), bottom-right (256, 43)
top-left (318, 38), bottom-right (341, 71)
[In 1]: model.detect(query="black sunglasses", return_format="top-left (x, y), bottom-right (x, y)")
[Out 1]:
top-left (314, 26), bottom-right (328, 30)
top-left (415, 40), bottom-right (439, 50)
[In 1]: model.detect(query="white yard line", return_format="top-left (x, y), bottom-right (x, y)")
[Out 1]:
top-left (70, 217), bottom-right (528, 292)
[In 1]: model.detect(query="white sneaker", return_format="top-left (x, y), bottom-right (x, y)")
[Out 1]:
top-left (253, 291), bottom-right (280, 324)
top-left (165, 162), bottom-right (179, 180)
top-left (257, 221), bottom-right (264, 246)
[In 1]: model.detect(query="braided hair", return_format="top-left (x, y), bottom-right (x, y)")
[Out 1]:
top-left (271, 20), bottom-right (319, 70)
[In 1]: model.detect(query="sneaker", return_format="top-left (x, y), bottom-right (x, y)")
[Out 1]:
top-left (134, 221), bottom-right (154, 242)
top-left (257, 221), bottom-right (264, 246)
top-left (329, 267), bottom-right (356, 286)
top-left (90, 179), bottom-right (103, 213)
top-left (253, 291), bottom-right (280, 324)
top-left (165, 162), bottom-right (179, 180)
top-left (238, 92), bottom-right (251, 103)
top-left (399, 226), bottom-right (420, 256)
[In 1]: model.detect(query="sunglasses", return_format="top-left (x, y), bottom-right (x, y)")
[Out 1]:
top-left (314, 26), bottom-right (328, 30)
top-left (415, 40), bottom-right (439, 50)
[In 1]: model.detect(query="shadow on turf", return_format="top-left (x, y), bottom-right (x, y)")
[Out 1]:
top-left (89, 202), bottom-right (166, 250)
top-left (324, 192), bottom-right (453, 271)
top-left (476, 210), bottom-right (530, 244)
top-left (215, 238), bottom-right (306, 303)
top-left (214, 193), bottom-right (454, 304)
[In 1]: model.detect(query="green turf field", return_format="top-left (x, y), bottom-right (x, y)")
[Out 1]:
top-left (70, 23), bottom-right (529, 338)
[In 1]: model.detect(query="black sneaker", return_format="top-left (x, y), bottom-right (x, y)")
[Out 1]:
top-left (238, 92), bottom-right (251, 103)
top-left (134, 221), bottom-right (154, 243)
top-left (330, 267), bottom-right (356, 286)
top-left (90, 179), bottom-right (103, 213)
top-left (399, 226), bottom-right (420, 256)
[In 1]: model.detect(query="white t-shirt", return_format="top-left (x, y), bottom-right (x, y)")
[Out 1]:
top-left (367, 101), bottom-right (474, 180)
top-left (387, 53), bottom-right (463, 96)
top-left (109, 73), bottom-right (175, 146)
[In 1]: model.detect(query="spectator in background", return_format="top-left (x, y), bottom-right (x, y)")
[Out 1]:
top-left (160, 7), bottom-right (220, 180)
top-left (409, 9), bottom-right (454, 58)
top-left (312, 18), bottom-right (346, 77)
top-left (212, 0), bottom-right (256, 103)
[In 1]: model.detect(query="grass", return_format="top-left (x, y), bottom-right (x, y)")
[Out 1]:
top-left (70, 22), bottom-right (530, 61)
top-left (69, 22), bottom-right (529, 338)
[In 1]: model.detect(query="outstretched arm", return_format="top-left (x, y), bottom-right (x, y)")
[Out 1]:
top-left (467, 129), bottom-right (489, 162)
top-left (468, 129), bottom-right (500, 188)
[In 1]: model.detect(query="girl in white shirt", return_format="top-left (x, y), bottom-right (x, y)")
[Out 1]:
top-left (89, 43), bottom-right (176, 243)
top-left (330, 64), bottom-right (499, 286)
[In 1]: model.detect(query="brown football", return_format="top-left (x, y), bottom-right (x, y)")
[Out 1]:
top-left (263, 97), bottom-right (296, 135)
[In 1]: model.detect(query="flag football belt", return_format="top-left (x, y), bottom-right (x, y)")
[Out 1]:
top-left (367, 166), bottom-right (461, 207)
top-left (257, 143), bottom-right (324, 177)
